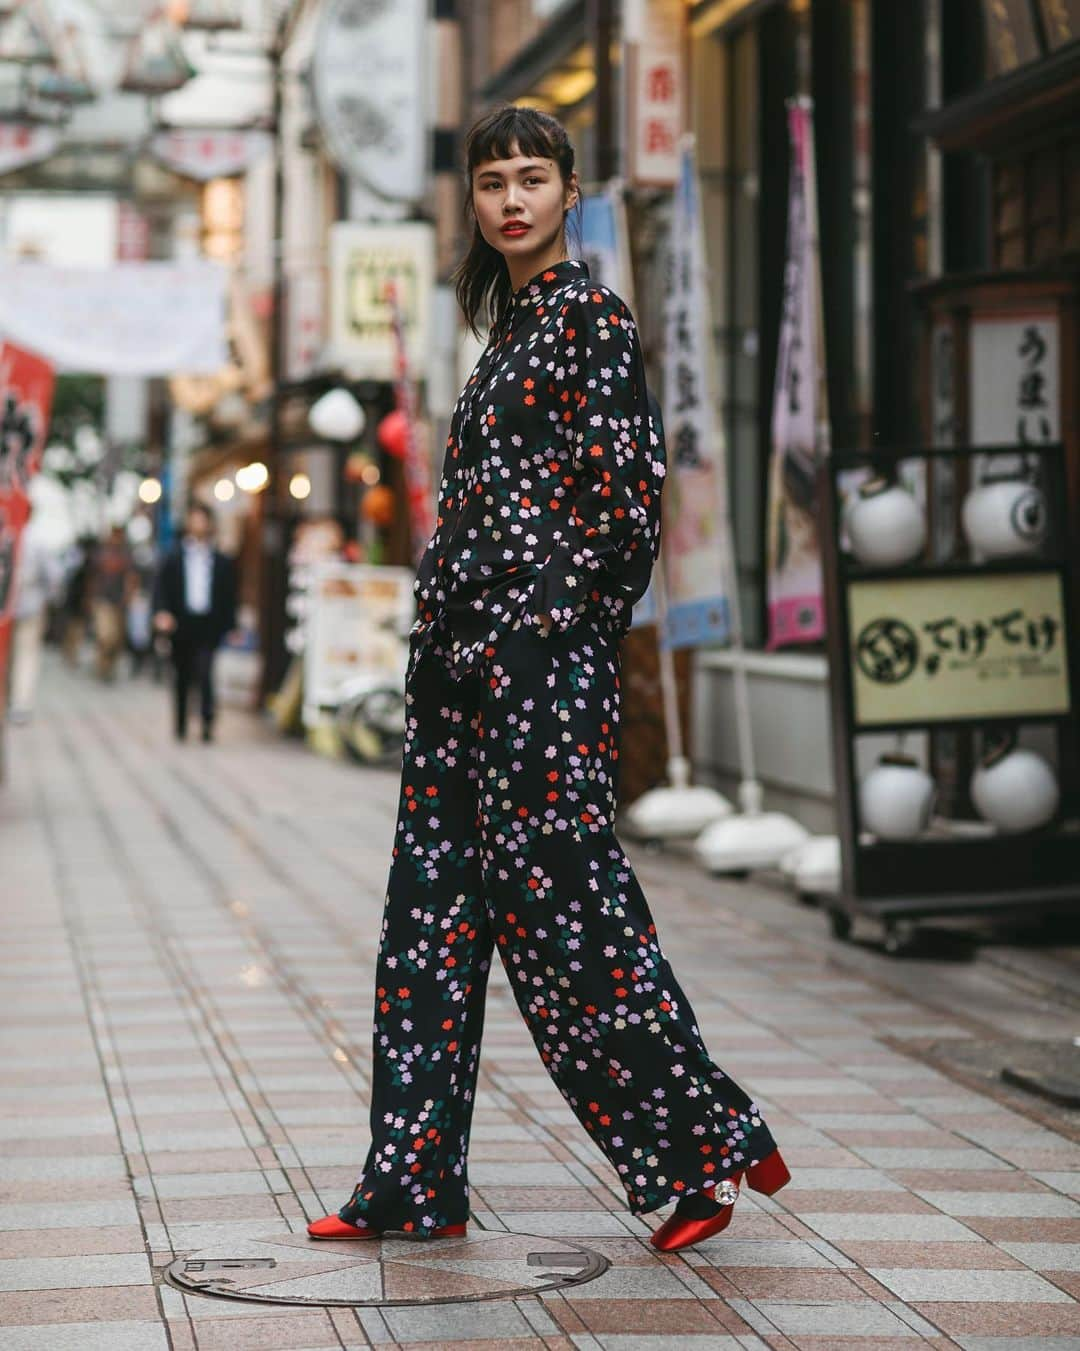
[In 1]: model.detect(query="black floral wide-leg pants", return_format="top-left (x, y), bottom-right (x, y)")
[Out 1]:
top-left (338, 612), bottom-right (779, 1236)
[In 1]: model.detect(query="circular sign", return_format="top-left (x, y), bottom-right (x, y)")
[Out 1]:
top-left (165, 1227), bottom-right (609, 1308)
top-left (855, 617), bottom-right (919, 686)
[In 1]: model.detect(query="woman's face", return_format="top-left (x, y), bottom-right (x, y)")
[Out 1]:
top-left (471, 148), bottom-right (577, 265)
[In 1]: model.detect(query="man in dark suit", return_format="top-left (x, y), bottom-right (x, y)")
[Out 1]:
top-left (152, 501), bottom-right (238, 742)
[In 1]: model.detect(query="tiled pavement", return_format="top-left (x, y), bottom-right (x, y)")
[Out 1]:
top-left (2, 659), bottom-right (1079, 1351)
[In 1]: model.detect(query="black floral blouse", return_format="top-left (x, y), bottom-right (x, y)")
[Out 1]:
top-left (410, 258), bottom-right (666, 680)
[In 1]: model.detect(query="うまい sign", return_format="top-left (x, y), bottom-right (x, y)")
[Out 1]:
top-left (847, 570), bottom-right (1071, 728)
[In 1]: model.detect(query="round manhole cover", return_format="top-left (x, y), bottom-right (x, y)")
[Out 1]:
top-left (164, 1227), bottom-right (609, 1307)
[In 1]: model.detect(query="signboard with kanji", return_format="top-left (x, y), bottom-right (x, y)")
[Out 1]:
top-left (626, 0), bottom-right (684, 187)
top-left (848, 570), bottom-right (1071, 727)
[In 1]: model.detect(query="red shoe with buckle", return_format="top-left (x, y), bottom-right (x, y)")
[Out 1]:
top-left (649, 1148), bottom-right (791, 1253)
top-left (307, 1215), bottom-right (467, 1241)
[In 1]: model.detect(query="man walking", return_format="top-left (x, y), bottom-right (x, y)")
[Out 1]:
top-left (153, 502), bottom-right (237, 743)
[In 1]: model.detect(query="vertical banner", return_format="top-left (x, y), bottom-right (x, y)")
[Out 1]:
top-left (660, 136), bottom-right (734, 649)
top-left (385, 280), bottom-right (433, 565)
top-left (0, 342), bottom-right (55, 721)
top-left (765, 98), bottom-right (830, 650)
top-left (625, 0), bottom-right (685, 188)
top-left (576, 182), bottom-right (635, 310)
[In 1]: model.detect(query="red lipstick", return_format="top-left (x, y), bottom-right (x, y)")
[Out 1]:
top-left (500, 221), bottom-right (531, 237)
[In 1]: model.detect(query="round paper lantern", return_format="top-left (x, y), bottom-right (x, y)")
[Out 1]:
top-left (309, 388), bottom-right (366, 442)
top-left (846, 476), bottom-right (926, 568)
top-left (361, 483), bottom-right (396, 528)
top-left (858, 752), bottom-right (936, 841)
top-left (971, 740), bottom-right (1059, 833)
top-left (376, 409), bottom-right (410, 459)
top-left (962, 475), bottom-right (1047, 559)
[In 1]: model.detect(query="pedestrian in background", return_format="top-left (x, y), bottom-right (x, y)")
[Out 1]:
top-left (8, 515), bottom-right (62, 724)
top-left (89, 525), bottom-right (135, 682)
top-left (59, 536), bottom-right (94, 667)
top-left (308, 105), bottom-right (789, 1256)
top-left (152, 501), bottom-right (237, 743)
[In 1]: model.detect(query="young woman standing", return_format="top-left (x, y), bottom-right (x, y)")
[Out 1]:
top-left (308, 105), bottom-right (789, 1255)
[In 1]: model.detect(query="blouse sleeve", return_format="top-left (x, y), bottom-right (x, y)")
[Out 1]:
top-left (531, 288), bottom-right (663, 632)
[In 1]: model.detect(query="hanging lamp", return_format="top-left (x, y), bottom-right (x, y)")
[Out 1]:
top-left (120, 12), bottom-right (195, 95)
top-left (166, 0), bottom-right (242, 32)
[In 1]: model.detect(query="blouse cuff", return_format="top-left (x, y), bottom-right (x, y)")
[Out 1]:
top-left (530, 552), bottom-right (596, 634)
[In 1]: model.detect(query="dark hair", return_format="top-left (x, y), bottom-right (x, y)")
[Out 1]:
top-left (186, 500), bottom-right (215, 528)
top-left (452, 104), bottom-right (582, 339)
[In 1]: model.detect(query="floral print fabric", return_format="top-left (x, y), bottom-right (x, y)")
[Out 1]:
top-left (409, 258), bottom-right (665, 683)
top-left (340, 615), bottom-right (779, 1235)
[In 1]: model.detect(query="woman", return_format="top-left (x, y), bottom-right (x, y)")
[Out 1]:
top-left (308, 105), bottom-right (789, 1255)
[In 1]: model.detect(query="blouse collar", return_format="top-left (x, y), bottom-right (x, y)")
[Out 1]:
top-left (512, 257), bottom-right (589, 307)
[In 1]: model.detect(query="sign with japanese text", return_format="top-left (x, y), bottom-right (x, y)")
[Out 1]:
top-left (328, 222), bottom-right (434, 383)
top-left (970, 314), bottom-right (1059, 447)
top-left (313, 0), bottom-right (425, 201)
top-left (848, 571), bottom-right (1071, 727)
top-left (765, 98), bottom-right (830, 650)
top-left (0, 342), bottom-right (54, 725)
top-left (626, 0), bottom-right (684, 187)
top-left (303, 562), bottom-right (414, 721)
top-left (150, 130), bottom-right (271, 182)
top-left (0, 123), bottom-right (60, 178)
top-left (660, 136), bottom-right (733, 648)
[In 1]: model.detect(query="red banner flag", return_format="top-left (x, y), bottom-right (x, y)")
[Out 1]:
top-left (0, 342), bottom-right (55, 725)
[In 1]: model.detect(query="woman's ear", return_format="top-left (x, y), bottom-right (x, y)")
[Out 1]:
top-left (565, 172), bottom-right (580, 213)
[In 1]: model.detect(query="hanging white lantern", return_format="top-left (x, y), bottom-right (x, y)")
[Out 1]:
top-left (33, 22), bottom-right (95, 104)
top-left (120, 17), bottom-right (195, 96)
top-left (0, 5), bottom-right (52, 64)
top-left (309, 387), bottom-right (366, 442)
top-left (167, 0), bottom-right (242, 32)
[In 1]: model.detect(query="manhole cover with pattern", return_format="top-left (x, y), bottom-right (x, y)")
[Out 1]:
top-left (165, 1227), bottom-right (609, 1307)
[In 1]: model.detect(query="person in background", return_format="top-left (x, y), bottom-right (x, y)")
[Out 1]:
top-left (89, 525), bottom-right (136, 682)
top-left (8, 515), bottom-right (62, 724)
top-left (152, 501), bottom-right (237, 743)
top-left (60, 536), bottom-right (95, 667)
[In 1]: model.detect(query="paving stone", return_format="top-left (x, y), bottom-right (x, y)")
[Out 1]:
top-left (867, 1267), bottom-right (1074, 1302)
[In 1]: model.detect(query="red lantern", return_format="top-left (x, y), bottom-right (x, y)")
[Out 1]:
top-left (361, 483), bottom-right (396, 528)
top-left (376, 408), bottom-right (410, 459)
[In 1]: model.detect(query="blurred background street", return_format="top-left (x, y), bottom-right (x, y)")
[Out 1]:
top-left (3, 0), bottom-right (1080, 1346)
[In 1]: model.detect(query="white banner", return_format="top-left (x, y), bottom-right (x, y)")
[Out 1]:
top-left (660, 136), bottom-right (733, 649)
top-left (627, 0), bottom-right (684, 188)
top-left (150, 129), bottom-right (271, 182)
top-left (0, 262), bottom-right (228, 376)
top-left (765, 98), bottom-right (829, 650)
top-left (328, 221), bottom-right (434, 382)
top-left (313, 0), bottom-right (425, 201)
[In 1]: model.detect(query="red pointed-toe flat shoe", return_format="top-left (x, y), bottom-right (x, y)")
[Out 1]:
top-left (307, 1214), bottom-right (467, 1241)
top-left (649, 1148), bottom-right (791, 1253)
